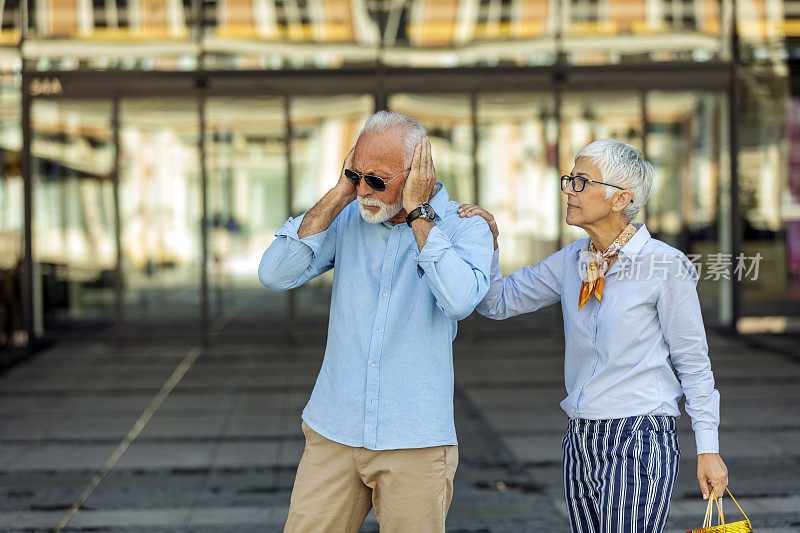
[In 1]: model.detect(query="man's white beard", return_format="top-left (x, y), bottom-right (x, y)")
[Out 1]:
top-left (357, 195), bottom-right (403, 224)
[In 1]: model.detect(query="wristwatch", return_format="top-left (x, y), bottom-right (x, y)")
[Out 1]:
top-left (406, 203), bottom-right (436, 227)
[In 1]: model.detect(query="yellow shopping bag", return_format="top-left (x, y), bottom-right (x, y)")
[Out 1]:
top-left (687, 488), bottom-right (753, 533)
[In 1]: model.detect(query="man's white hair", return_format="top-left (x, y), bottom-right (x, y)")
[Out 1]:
top-left (575, 138), bottom-right (654, 221)
top-left (359, 110), bottom-right (427, 167)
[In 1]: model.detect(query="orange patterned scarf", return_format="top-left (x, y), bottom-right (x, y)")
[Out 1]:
top-left (578, 222), bottom-right (639, 311)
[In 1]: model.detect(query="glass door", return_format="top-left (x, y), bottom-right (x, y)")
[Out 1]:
top-left (477, 93), bottom-right (559, 273)
top-left (387, 94), bottom-right (474, 204)
top-left (31, 99), bottom-right (117, 333)
top-left (204, 96), bottom-right (288, 335)
top-left (118, 98), bottom-right (203, 336)
top-left (0, 78), bottom-right (23, 349)
top-left (645, 91), bottom-right (727, 315)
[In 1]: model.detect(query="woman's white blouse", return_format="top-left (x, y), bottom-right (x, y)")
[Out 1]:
top-left (476, 223), bottom-right (720, 454)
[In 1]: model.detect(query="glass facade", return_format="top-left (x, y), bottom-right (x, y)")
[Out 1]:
top-left (118, 98), bottom-right (203, 331)
top-left (643, 91), bottom-right (728, 308)
top-left (388, 94), bottom-right (474, 204)
top-left (476, 92), bottom-right (559, 273)
top-left (0, 67), bottom-right (22, 349)
top-left (204, 96), bottom-right (287, 327)
top-left (31, 99), bottom-right (116, 328)
top-left (0, 0), bottom-right (798, 354)
top-left (788, 96), bottom-right (800, 304)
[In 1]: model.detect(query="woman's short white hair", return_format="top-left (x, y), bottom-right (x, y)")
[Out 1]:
top-left (359, 111), bottom-right (427, 167)
top-left (575, 138), bottom-right (654, 221)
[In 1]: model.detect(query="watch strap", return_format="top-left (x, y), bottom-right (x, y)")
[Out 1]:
top-left (406, 203), bottom-right (434, 227)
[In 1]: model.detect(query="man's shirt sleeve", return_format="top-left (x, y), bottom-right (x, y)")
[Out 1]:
top-left (258, 210), bottom-right (339, 291)
top-left (414, 216), bottom-right (494, 321)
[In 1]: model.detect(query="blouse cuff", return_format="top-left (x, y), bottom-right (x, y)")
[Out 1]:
top-left (695, 428), bottom-right (719, 455)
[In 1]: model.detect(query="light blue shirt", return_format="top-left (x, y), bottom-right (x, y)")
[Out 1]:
top-left (258, 183), bottom-right (494, 450)
top-left (476, 223), bottom-right (720, 454)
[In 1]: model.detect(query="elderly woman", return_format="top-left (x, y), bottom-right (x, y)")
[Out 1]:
top-left (458, 138), bottom-right (728, 532)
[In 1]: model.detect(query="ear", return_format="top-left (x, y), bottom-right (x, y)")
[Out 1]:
top-left (611, 190), bottom-right (633, 212)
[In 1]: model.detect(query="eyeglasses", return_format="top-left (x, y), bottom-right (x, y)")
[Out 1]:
top-left (344, 168), bottom-right (409, 192)
top-left (560, 174), bottom-right (626, 193)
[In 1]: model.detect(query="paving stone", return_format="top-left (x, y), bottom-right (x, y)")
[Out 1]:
top-left (0, 308), bottom-right (796, 531)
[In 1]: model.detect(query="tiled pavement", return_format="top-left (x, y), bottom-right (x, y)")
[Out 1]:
top-left (1, 307), bottom-right (799, 532)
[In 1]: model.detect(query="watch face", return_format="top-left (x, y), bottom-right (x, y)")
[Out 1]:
top-left (422, 203), bottom-right (435, 219)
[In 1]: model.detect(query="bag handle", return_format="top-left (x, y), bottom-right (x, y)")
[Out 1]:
top-left (701, 488), bottom-right (752, 530)
top-left (702, 496), bottom-right (713, 527)
top-left (702, 493), bottom-right (725, 528)
top-left (724, 488), bottom-right (751, 527)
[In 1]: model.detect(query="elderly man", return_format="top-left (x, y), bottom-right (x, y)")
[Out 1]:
top-left (259, 111), bottom-right (493, 532)
top-left (459, 138), bottom-right (728, 532)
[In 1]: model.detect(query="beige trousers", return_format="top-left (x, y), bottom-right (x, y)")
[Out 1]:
top-left (284, 421), bottom-right (459, 533)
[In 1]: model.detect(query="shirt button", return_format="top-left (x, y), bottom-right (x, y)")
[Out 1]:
top-left (383, 292), bottom-right (388, 297)
top-left (371, 362), bottom-right (376, 367)
top-left (376, 329), bottom-right (381, 334)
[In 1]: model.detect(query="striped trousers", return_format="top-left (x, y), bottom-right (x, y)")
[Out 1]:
top-left (562, 415), bottom-right (680, 533)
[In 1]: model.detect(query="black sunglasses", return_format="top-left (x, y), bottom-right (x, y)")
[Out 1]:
top-left (344, 168), bottom-right (409, 192)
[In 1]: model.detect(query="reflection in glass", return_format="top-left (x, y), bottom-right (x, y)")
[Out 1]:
top-left (291, 95), bottom-right (373, 213)
top-left (738, 79), bottom-right (795, 315)
top-left (31, 100), bottom-right (116, 327)
top-left (788, 98), bottom-right (800, 302)
top-left (645, 91), bottom-right (724, 310)
top-left (119, 98), bottom-right (202, 329)
top-left (205, 96), bottom-right (287, 323)
top-left (0, 75), bottom-right (22, 347)
top-left (477, 93), bottom-right (559, 273)
top-left (388, 94), bottom-right (473, 204)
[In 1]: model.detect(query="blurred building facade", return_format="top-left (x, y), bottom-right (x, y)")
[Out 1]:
top-left (0, 0), bottom-right (798, 355)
